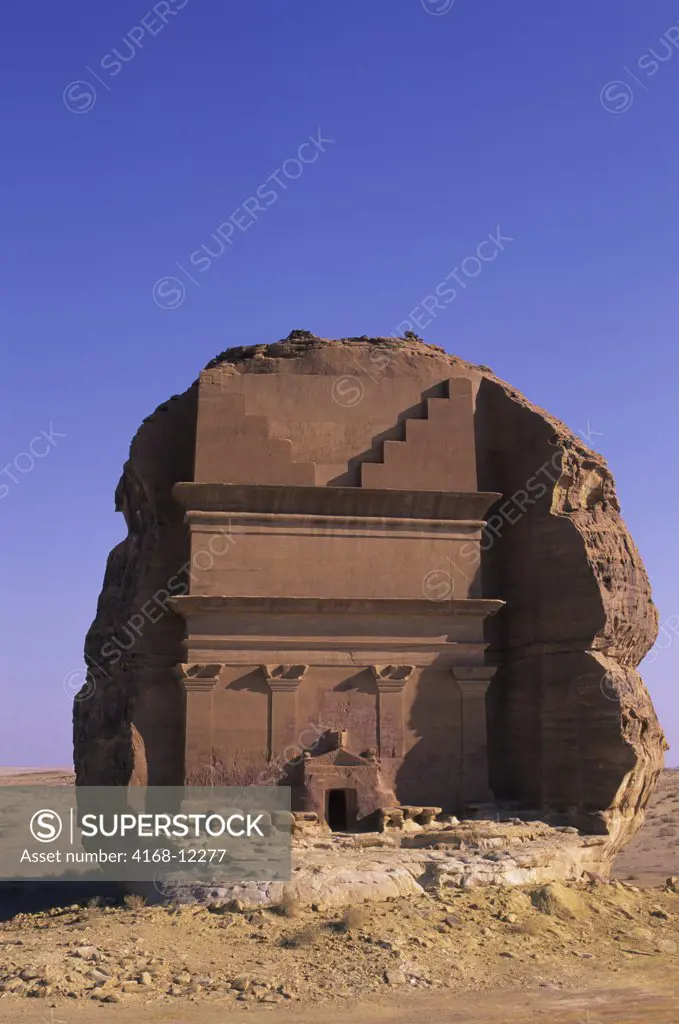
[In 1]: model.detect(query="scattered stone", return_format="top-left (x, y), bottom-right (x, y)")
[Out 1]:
top-left (73, 945), bottom-right (101, 961)
top-left (1, 978), bottom-right (25, 993)
top-left (85, 968), bottom-right (110, 984)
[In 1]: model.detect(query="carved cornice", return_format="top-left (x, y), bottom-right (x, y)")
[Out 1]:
top-left (173, 663), bottom-right (222, 692)
top-left (172, 481), bottom-right (502, 523)
top-left (262, 664), bottom-right (308, 692)
top-left (371, 664), bottom-right (415, 692)
top-left (170, 595), bottom-right (505, 619)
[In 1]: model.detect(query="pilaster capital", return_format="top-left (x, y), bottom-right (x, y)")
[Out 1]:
top-left (173, 663), bottom-right (222, 691)
top-left (452, 665), bottom-right (497, 695)
top-left (371, 664), bottom-right (415, 692)
top-left (262, 664), bottom-right (308, 692)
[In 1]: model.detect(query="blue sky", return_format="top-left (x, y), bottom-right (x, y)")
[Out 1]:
top-left (1, 0), bottom-right (678, 766)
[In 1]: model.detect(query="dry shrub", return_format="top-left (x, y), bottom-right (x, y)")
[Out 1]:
top-left (123, 893), bottom-right (146, 910)
top-left (510, 916), bottom-right (551, 937)
top-left (340, 905), bottom-right (369, 932)
top-left (273, 890), bottom-right (300, 919)
top-left (282, 923), bottom-right (321, 948)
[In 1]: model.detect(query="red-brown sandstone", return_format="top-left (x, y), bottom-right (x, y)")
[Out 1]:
top-left (74, 332), bottom-right (664, 852)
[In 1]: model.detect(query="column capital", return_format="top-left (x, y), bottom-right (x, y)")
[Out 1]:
top-left (173, 663), bottom-right (222, 691)
top-left (262, 664), bottom-right (308, 692)
top-left (452, 665), bottom-right (497, 693)
top-left (371, 665), bottom-right (414, 692)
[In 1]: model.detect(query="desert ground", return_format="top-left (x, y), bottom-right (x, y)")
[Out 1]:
top-left (0, 769), bottom-right (677, 1023)
top-left (0, 769), bottom-right (74, 787)
top-left (612, 769), bottom-right (679, 887)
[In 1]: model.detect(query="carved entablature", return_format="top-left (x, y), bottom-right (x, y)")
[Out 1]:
top-left (371, 664), bottom-right (415, 692)
top-left (261, 664), bottom-right (308, 692)
top-left (173, 663), bottom-right (222, 691)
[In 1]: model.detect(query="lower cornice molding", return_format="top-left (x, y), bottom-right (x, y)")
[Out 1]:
top-left (182, 646), bottom-right (490, 670)
top-left (170, 595), bottom-right (504, 618)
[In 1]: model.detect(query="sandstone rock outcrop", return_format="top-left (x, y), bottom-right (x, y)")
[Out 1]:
top-left (74, 332), bottom-right (664, 852)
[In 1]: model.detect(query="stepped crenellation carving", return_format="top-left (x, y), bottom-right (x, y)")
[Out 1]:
top-left (360, 378), bottom-right (477, 492)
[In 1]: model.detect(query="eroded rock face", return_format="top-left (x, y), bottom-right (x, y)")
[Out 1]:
top-left (473, 374), bottom-right (665, 848)
top-left (74, 333), bottom-right (664, 852)
top-left (75, 387), bottom-right (197, 785)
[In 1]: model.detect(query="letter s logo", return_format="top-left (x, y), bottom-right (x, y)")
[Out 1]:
top-left (30, 809), bottom-right (63, 843)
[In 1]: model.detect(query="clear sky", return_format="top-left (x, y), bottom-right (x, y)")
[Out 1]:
top-left (1, 0), bottom-right (678, 767)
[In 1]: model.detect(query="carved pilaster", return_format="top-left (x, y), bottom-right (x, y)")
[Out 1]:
top-left (371, 665), bottom-right (414, 758)
top-left (262, 665), bottom-right (307, 757)
top-left (452, 665), bottom-right (496, 803)
top-left (173, 663), bottom-right (222, 779)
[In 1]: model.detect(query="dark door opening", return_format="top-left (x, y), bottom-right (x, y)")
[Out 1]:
top-left (326, 788), bottom-right (353, 831)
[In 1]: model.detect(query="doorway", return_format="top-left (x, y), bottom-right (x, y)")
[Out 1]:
top-left (325, 788), bottom-right (356, 831)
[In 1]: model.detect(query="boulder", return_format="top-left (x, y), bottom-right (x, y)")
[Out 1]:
top-left (74, 333), bottom-right (664, 853)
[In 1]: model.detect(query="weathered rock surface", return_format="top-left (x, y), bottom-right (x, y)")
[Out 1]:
top-left (75, 333), bottom-right (664, 852)
top-left (148, 821), bottom-right (614, 909)
top-left (473, 370), bottom-right (665, 847)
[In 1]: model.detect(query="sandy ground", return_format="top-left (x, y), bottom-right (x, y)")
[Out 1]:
top-left (1, 882), bottom-right (679, 1023)
top-left (612, 769), bottom-right (679, 887)
top-left (1, 976), bottom-right (678, 1023)
top-left (0, 768), bottom-right (676, 1023)
top-left (0, 769), bottom-right (74, 786)
top-left (2, 880), bottom-right (679, 1022)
